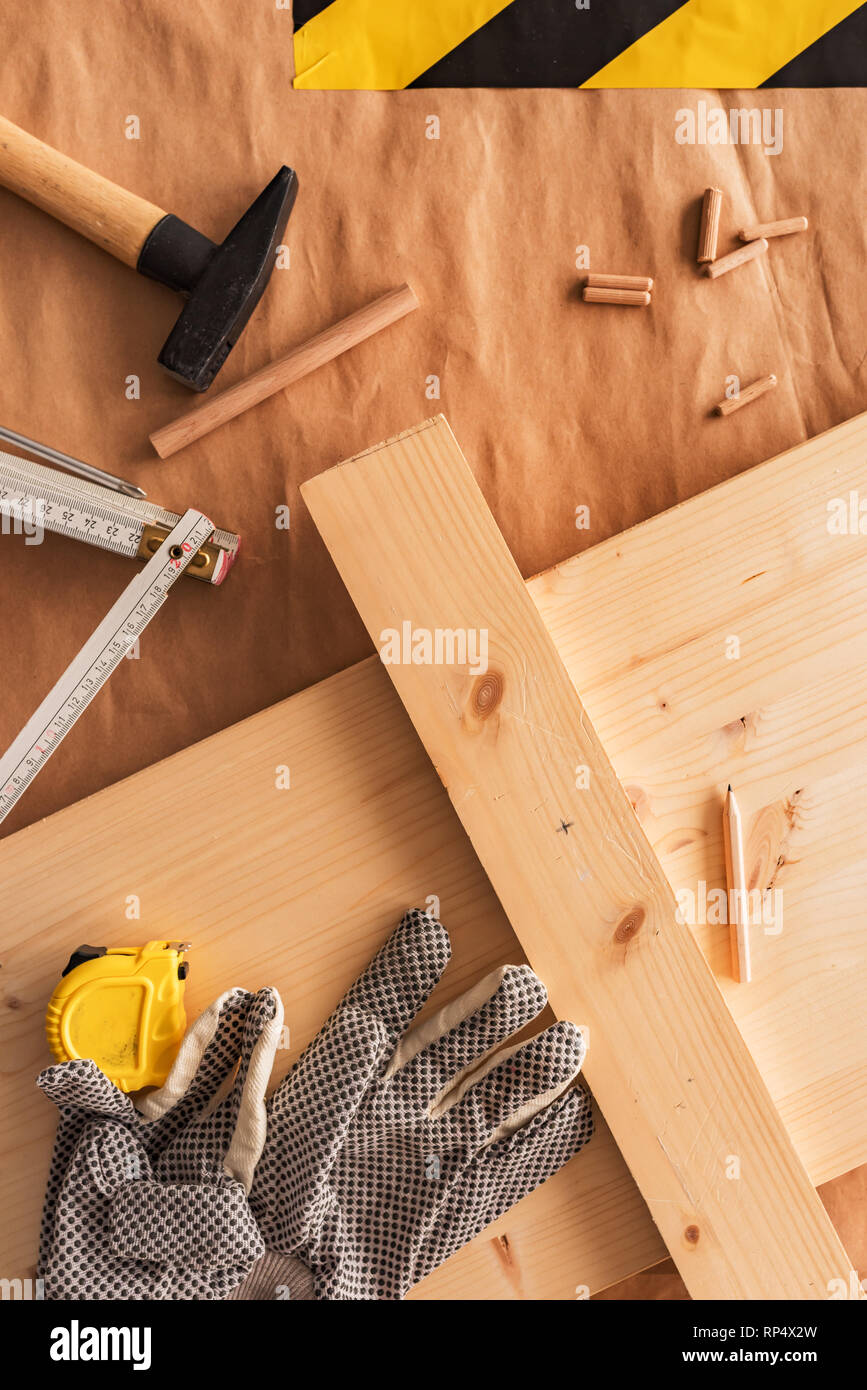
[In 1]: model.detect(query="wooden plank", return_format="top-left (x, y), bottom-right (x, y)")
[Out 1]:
top-left (2, 410), bottom-right (866, 1297)
top-left (0, 662), bottom-right (664, 1298)
top-left (527, 407), bottom-right (867, 1186)
top-left (301, 415), bottom-right (857, 1299)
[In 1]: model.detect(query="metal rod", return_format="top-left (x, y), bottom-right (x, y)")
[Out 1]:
top-left (0, 425), bottom-right (146, 499)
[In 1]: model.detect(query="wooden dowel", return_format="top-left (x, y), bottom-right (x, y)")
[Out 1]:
top-left (149, 283), bottom-right (420, 458)
top-left (697, 187), bottom-right (723, 264)
top-left (582, 287), bottom-right (650, 307)
top-left (740, 217), bottom-right (808, 242)
top-left (585, 272), bottom-right (653, 292)
top-left (723, 785), bottom-right (752, 984)
top-left (704, 238), bottom-right (768, 279)
top-left (715, 374), bottom-right (777, 416)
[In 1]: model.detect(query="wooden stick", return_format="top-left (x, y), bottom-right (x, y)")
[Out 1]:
top-left (704, 238), bottom-right (768, 279)
top-left (149, 283), bottom-right (420, 458)
top-left (722, 785), bottom-right (752, 983)
top-left (583, 286), bottom-right (650, 306)
top-left (585, 273), bottom-right (653, 292)
top-left (697, 186), bottom-right (723, 264)
top-left (740, 217), bottom-right (808, 242)
top-left (715, 373), bottom-right (777, 416)
top-left (302, 414), bottom-right (857, 1300)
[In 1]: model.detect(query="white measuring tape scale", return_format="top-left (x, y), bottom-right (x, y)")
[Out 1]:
top-left (0, 447), bottom-right (238, 583)
top-left (0, 509), bottom-right (214, 826)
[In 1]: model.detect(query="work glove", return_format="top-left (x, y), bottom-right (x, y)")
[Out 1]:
top-left (244, 908), bottom-right (593, 1300)
top-left (37, 985), bottom-right (283, 1300)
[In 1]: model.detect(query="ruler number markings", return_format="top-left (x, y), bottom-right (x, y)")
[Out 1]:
top-left (0, 510), bottom-right (212, 823)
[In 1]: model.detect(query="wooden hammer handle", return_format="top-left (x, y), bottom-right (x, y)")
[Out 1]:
top-left (150, 283), bottom-right (420, 458)
top-left (0, 115), bottom-right (165, 267)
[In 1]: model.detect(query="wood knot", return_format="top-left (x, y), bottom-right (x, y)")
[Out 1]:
top-left (625, 784), bottom-right (650, 819)
top-left (614, 906), bottom-right (645, 945)
top-left (684, 1224), bottom-right (700, 1245)
top-left (470, 669), bottom-right (504, 720)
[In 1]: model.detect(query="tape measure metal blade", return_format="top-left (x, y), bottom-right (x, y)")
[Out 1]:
top-left (0, 509), bottom-right (213, 825)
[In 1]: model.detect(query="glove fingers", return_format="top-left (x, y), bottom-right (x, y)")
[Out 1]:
top-left (146, 989), bottom-right (284, 1198)
top-left (37, 1058), bottom-right (136, 1120)
top-left (223, 988), bottom-right (284, 1192)
top-left (268, 1004), bottom-right (387, 1137)
top-left (135, 989), bottom-right (255, 1123)
top-left (413, 1086), bottom-right (594, 1287)
top-left (256, 1006), bottom-right (388, 1250)
top-left (340, 908), bottom-right (451, 1039)
top-left (439, 1020), bottom-right (586, 1152)
top-left (386, 964), bottom-right (547, 1105)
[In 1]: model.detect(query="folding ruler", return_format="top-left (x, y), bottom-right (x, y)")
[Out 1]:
top-left (0, 446), bottom-right (239, 583)
top-left (0, 509), bottom-right (215, 825)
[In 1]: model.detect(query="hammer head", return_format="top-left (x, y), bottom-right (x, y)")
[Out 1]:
top-left (137, 166), bottom-right (298, 391)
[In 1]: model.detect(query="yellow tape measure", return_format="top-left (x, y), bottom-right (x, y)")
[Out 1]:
top-left (46, 941), bottom-right (189, 1092)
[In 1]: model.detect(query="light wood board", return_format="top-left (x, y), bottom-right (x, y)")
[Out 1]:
top-left (1, 410), bottom-right (866, 1297)
top-left (302, 416), bottom-right (856, 1299)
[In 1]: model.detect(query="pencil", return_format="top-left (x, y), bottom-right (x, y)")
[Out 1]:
top-left (723, 784), bottom-right (752, 984)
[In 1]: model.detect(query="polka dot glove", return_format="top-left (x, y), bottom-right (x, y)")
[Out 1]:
top-left (37, 986), bottom-right (283, 1300)
top-left (248, 909), bottom-right (594, 1300)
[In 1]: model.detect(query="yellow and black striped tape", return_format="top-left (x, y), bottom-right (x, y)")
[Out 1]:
top-left (293, 0), bottom-right (866, 89)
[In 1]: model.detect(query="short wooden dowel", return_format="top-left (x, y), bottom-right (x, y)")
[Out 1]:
top-left (715, 374), bottom-right (777, 416)
top-left (150, 283), bottom-right (420, 458)
top-left (704, 238), bottom-right (768, 279)
top-left (585, 272), bottom-right (653, 292)
top-left (739, 216), bottom-right (808, 242)
top-left (697, 187), bottom-right (723, 263)
top-left (583, 286), bottom-right (650, 306)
